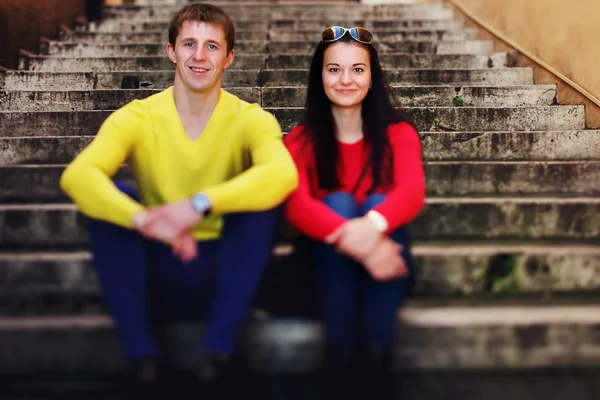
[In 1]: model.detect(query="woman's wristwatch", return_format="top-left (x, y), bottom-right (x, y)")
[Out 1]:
top-left (366, 210), bottom-right (388, 233)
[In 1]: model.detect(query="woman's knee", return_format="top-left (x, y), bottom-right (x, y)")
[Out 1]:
top-left (361, 193), bottom-right (386, 214)
top-left (322, 192), bottom-right (359, 219)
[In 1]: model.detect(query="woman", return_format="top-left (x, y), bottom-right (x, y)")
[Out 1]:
top-left (283, 26), bottom-right (426, 399)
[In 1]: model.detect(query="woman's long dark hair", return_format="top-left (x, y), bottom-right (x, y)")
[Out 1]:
top-left (302, 34), bottom-right (415, 192)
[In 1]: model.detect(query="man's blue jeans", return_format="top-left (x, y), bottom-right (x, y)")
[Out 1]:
top-left (87, 182), bottom-right (277, 361)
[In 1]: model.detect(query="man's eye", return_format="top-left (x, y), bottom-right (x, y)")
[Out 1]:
top-left (184, 42), bottom-right (194, 48)
top-left (208, 44), bottom-right (217, 50)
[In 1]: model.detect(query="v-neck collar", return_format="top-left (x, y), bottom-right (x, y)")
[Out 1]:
top-left (165, 86), bottom-right (227, 145)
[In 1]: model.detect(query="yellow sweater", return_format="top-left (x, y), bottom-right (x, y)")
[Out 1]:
top-left (60, 87), bottom-right (298, 240)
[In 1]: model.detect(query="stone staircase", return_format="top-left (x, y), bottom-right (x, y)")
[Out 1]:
top-left (1, 0), bottom-right (600, 383)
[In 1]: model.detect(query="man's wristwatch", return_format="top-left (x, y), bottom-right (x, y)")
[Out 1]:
top-left (190, 192), bottom-right (212, 216)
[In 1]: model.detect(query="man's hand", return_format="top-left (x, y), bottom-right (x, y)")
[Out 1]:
top-left (362, 237), bottom-right (408, 281)
top-left (171, 231), bottom-right (199, 262)
top-left (325, 216), bottom-right (381, 260)
top-left (131, 199), bottom-right (203, 261)
top-left (141, 198), bottom-right (204, 243)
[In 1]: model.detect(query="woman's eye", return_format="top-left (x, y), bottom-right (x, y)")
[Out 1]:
top-left (329, 68), bottom-right (339, 73)
top-left (353, 68), bottom-right (364, 73)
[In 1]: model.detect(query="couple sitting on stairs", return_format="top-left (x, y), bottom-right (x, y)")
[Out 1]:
top-left (60, 3), bottom-right (425, 399)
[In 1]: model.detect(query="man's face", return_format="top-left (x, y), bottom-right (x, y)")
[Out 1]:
top-left (166, 21), bottom-right (234, 93)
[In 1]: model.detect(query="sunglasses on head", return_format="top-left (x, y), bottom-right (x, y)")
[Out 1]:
top-left (321, 26), bottom-right (374, 45)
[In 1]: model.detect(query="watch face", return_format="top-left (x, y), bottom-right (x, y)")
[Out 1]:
top-left (193, 194), bottom-right (209, 212)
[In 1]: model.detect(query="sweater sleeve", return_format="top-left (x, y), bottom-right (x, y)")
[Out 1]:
top-left (283, 128), bottom-right (347, 241)
top-left (59, 101), bottom-right (146, 228)
top-left (372, 122), bottom-right (426, 233)
top-left (203, 106), bottom-right (298, 213)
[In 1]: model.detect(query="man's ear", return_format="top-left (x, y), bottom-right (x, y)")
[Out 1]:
top-left (166, 43), bottom-right (176, 64)
top-left (223, 49), bottom-right (235, 70)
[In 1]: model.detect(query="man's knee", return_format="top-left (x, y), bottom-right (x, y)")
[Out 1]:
top-left (223, 207), bottom-right (278, 229)
top-left (115, 181), bottom-right (140, 202)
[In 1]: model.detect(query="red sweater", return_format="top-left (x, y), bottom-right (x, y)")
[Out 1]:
top-left (283, 122), bottom-right (426, 240)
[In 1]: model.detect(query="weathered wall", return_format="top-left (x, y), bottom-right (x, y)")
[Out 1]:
top-left (0, 0), bottom-right (85, 69)
top-left (447, 0), bottom-right (600, 128)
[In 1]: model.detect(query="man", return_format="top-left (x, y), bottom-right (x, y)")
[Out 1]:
top-left (60, 2), bottom-right (298, 395)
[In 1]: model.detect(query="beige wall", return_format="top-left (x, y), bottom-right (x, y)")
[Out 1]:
top-left (447, 0), bottom-right (600, 128)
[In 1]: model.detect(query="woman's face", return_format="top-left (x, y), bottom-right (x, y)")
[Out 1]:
top-left (322, 42), bottom-right (372, 109)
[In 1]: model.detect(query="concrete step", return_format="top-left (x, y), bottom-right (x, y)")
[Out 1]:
top-left (0, 85), bottom-right (553, 112)
top-left (95, 18), bottom-right (464, 32)
top-left (6, 57), bottom-right (510, 88)
top-left (3, 161), bottom-right (598, 203)
top-left (103, 3), bottom-right (448, 12)
top-left (422, 130), bottom-right (600, 161)
top-left (60, 28), bottom-right (267, 43)
top-left (59, 27), bottom-right (478, 44)
top-left (274, 28), bottom-right (479, 42)
top-left (269, 106), bottom-right (585, 132)
top-left (102, 9), bottom-right (456, 21)
top-left (42, 40), bottom-right (269, 56)
top-left (19, 53), bottom-right (268, 72)
top-left (0, 106), bottom-right (585, 138)
top-left (100, 7), bottom-right (455, 21)
top-left (1, 198), bottom-right (599, 249)
top-left (1, 243), bottom-right (600, 316)
top-left (17, 52), bottom-right (508, 72)
top-left (101, 3), bottom-right (450, 19)
top-left (426, 161), bottom-right (600, 196)
top-left (3, 131), bottom-right (597, 164)
top-left (102, 10), bottom-right (456, 23)
top-left (105, 2), bottom-right (443, 10)
top-left (3, 304), bottom-right (600, 372)
top-left (261, 85), bottom-right (550, 108)
top-left (40, 40), bottom-right (494, 57)
top-left (0, 165), bottom-right (129, 202)
top-left (266, 53), bottom-right (507, 69)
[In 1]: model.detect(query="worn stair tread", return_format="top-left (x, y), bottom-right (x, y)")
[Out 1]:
top-left (88, 19), bottom-right (467, 33)
top-left (95, 20), bottom-right (467, 33)
top-left (4, 160), bottom-right (600, 202)
top-left (1, 242), bottom-right (600, 310)
top-left (2, 241), bottom-right (600, 260)
top-left (0, 85), bottom-right (555, 110)
top-left (7, 159), bottom-right (598, 168)
top-left (3, 197), bottom-right (600, 210)
top-left (1, 83), bottom-right (546, 94)
top-left (100, 2), bottom-right (447, 11)
top-left (59, 28), bottom-right (478, 43)
top-left (6, 305), bottom-right (600, 370)
top-left (0, 106), bottom-right (586, 134)
top-left (4, 131), bottom-right (600, 164)
top-left (1, 198), bottom-right (599, 246)
top-left (5, 67), bottom-right (520, 83)
top-left (5, 56), bottom-right (511, 88)
top-left (40, 41), bottom-right (494, 57)
top-left (19, 53), bottom-right (503, 64)
top-left (5, 303), bottom-right (600, 329)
